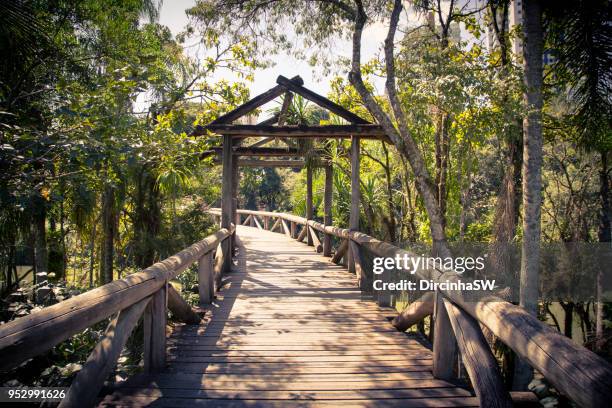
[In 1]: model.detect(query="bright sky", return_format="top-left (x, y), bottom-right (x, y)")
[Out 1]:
top-left (158, 0), bottom-right (396, 98)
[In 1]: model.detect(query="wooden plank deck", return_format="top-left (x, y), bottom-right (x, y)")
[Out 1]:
top-left (99, 226), bottom-right (476, 407)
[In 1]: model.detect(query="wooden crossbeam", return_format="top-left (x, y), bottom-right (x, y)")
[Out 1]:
top-left (257, 113), bottom-right (279, 126)
top-left (276, 75), bottom-right (369, 124)
top-left (238, 159), bottom-right (305, 168)
top-left (235, 147), bottom-right (301, 156)
top-left (247, 137), bottom-right (275, 148)
top-left (203, 124), bottom-right (388, 141)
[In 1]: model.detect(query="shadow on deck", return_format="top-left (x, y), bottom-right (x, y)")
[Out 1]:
top-left (98, 226), bottom-right (476, 408)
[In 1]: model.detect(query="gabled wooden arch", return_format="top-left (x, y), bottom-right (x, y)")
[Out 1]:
top-left (198, 75), bottom-right (387, 267)
top-left (192, 75), bottom-right (389, 142)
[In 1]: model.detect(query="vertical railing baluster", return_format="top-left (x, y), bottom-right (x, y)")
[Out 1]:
top-left (144, 283), bottom-right (167, 373)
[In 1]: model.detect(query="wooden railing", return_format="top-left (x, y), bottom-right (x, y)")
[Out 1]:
top-left (0, 225), bottom-right (235, 408)
top-left (210, 208), bottom-right (612, 408)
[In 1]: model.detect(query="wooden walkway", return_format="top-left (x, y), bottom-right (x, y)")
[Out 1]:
top-left (99, 226), bottom-right (477, 407)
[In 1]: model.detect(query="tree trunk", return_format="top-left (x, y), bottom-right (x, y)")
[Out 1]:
top-left (435, 112), bottom-right (450, 229)
top-left (134, 169), bottom-right (161, 268)
top-left (60, 190), bottom-right (67, 279)
top-left (596, 151), bottom-right (610, 350)
top-left (100, 184), bottom-right (116, 284)
top-left (514, 0), bottom-right (544, 391)
top-left (560, 302), bottom-right (574, 339)
top-left (89, 221), bottom-right (96, 288)
top-left (348, 0), bottom-right (449, 258)
top-left (381, 143), bottom-right (397, 243)
top-left (33, 195), bottom-right (48, 284)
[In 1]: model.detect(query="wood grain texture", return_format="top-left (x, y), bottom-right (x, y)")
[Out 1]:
top-left (0, 229), bottom-right (229, 372)
top-left (167, 285), bottom-right (200, 324)
top-left (144, 284), bottom-right (167, 374)
top-left (432, 292), bottom-right (457, 381)
top-left (99, 226), bottom-right (472, 407)
top-left (61, 297), bottom-right (150, 408)
top-left (443, 298), bottom-right (512, 408)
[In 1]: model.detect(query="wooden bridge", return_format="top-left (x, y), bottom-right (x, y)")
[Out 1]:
top-left (1, 76), bottom-right (612, 407)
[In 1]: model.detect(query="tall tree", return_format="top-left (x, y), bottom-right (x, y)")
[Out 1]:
top-left (514, 0), bottom-right (544, 390)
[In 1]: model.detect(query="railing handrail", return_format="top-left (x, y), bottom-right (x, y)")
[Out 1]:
top-left (215, 208), bottom-right (612, 408)
top-left (0, 225), bottom-right (234, 373)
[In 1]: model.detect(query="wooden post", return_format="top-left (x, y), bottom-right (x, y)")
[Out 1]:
top-left (231, 154), bottom-right (238, 228)
top-left (290, 221), bottom-right (297, 238)
top-left (323, 162), bottom-right (333, 257)
top-left (377, 267), bottom-right (392, 306)
top-left (60, 298), bottom-right (150, 408)
top-left (264, 216), bottom-right (269, 230)
top-left (349, 240), bottom-right (367, 291)
top-left (443, 298), bottom-right (513, 407)
top-left (249, 215), bottom-right (255, 227)
top-left (213, 242), bottom-right (224, 291)
top-left (221, 134), bottom-right (233, 272)
top-left (198, 251), bottom-right (214, 305)
top-left (432, 292), bottom-right (457, 381)
top-left (144, 283), bottom-right (167, 373)
top-left (306, 164), bottom-right (313, 246)
top-left (348, 136), bottom-right (360, 273)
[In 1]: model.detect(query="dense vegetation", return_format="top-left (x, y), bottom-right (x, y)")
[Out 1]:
top-left (0, 0), bottom-right (610, 399)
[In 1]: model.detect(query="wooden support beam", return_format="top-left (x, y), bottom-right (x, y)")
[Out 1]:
top-left (244, 139), bottom-right (278, 149)
top-left (234, 147), bottom-right (303, 156)
top-left (433, 292), bottom-right (458, 381)
top-left (204, 124), bottom-right (388, 140)
top-left (443, 298), bottom-right (513, 408)
top-left (276, 75), bottom-right (369, 124)
top-left (281, 219), bottom-right (292, 237)
top-left (348, 136), bottom-right (360, 273)
top-left (349, 241), bottom-right (367, 291)
top-left (257, 114), bottom-right (279, 126)
top-left (323, 162), bottom-right (333, 257)
top-left (331, 239), bottom-right (348, 264)
top-left (290, 221), bottom-right (297, 238)
top-left (253, 215), bottom-right (263, 230)
top-left (392, 292), bottom-right (435, 331)
top-left (263, 216), bottom-right (270, 230)
top-left (238, 159), bottom-right (305, 168)
top-left (198, 251), bottom-right (214, 305)
top-left (309, 225), bottom-right (323, 253)
top-left (296, 225), bottom-right (307, 242)
top-left (144, 284), bottom-right (167, 373)
top-left (306, 165), bottom-right (313, 246)
top-left (221, 134), bottom-right (233, 273)
top-left (249, 214), bottom-right (255, 227)
top-left (213, 243), bottom-right (224, 290)
top-left (270, 217), bottom-right (281, 232)
top-left (60, 297), bottom-right (150, 408)
top-left (242, 214), bottom-right (252, 226)
top-left (167, 285), bottom-right (200, 324)
top-left (193, 75), bottom-right (303, 129)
